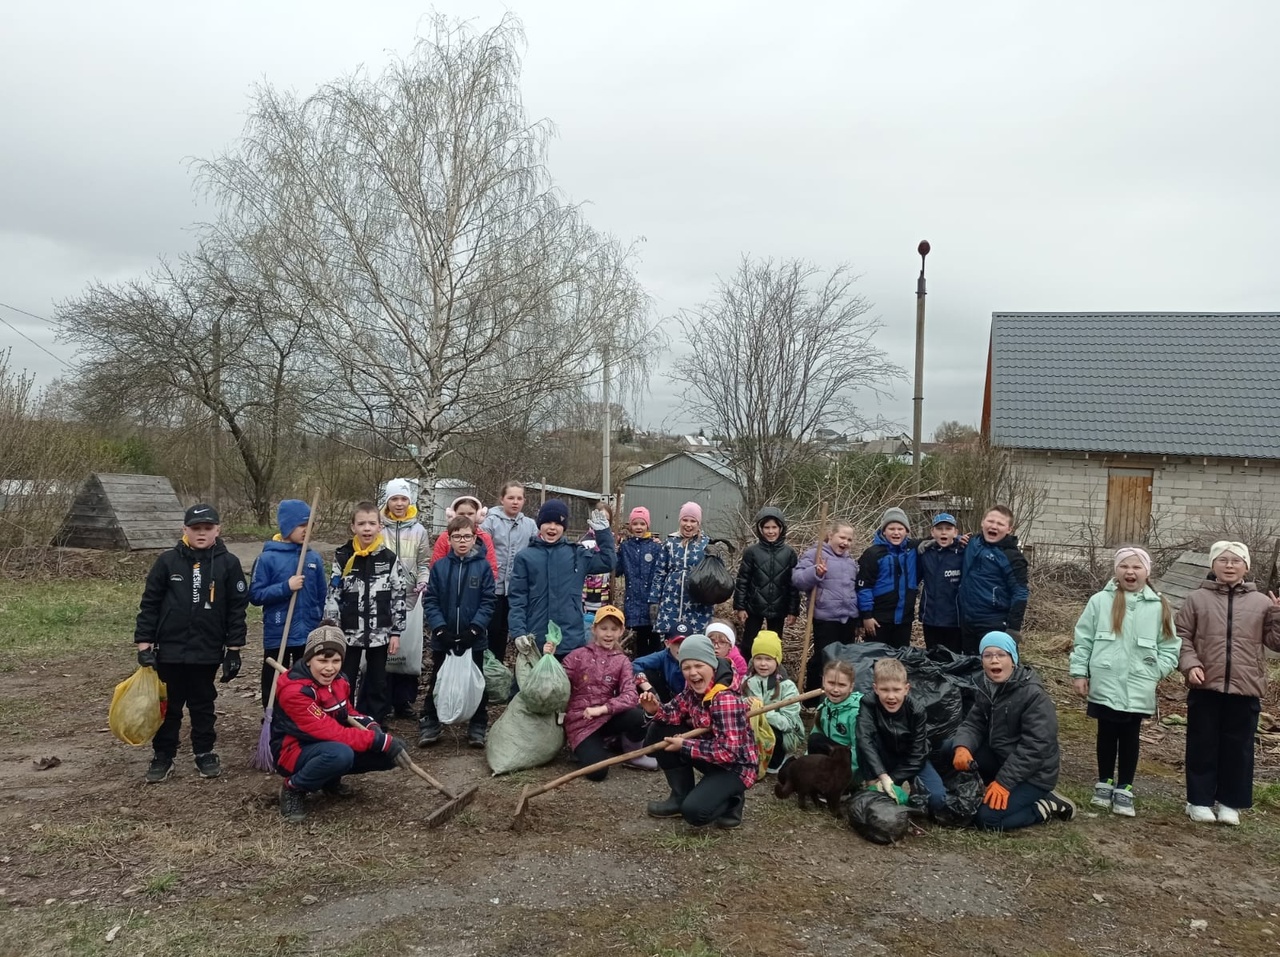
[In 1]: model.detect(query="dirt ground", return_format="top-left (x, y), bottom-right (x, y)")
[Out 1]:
top-left (1, 552), bottom-right (1279, 957)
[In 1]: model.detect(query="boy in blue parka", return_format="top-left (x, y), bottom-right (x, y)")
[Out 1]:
top-left (917, 513), bottom-right (965, 655)
top-left (508, 499), bottom-right (615, 659)
top-left (855, 507), bottom-right (920, 649)
top-left (249, 499), bottom-right (326, 709)
top-left (417, 515), bottom-right (497, 748)
top-left (957, 505), bottom-right (1029, 656)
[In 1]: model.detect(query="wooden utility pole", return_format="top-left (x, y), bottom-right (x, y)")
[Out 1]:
top-left (911, 241), bottom-right (931, 500)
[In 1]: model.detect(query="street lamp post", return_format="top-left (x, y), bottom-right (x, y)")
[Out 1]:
top-left (912, 241), bottom-right (930, 500)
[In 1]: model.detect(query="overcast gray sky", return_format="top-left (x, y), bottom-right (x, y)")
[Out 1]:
top-left (3, 1), bottom-right (1277, 438)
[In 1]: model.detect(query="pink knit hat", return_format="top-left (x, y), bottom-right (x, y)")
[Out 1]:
top-left (629, 506), bottom-right (650, 524)
top-left (679, 502), bottom-right (702, 522)
top-left (1113, 546), bottom-right (1151, 574)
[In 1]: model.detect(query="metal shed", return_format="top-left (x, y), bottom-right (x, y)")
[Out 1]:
top-left (622, 453), bottom-right (745, 539)
top-left (51, 473), bottom-right (184, 550)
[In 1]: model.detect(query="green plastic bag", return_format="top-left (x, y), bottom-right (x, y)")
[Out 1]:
top-left (485, 694), bottom-right (564, 775)
top-left (483, 650), bottom-right (513, 705)
top-left (515, 622), bottom-right (570, 716)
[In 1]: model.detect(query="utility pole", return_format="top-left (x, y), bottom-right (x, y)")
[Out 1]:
top-left (912, 241), bottom-right (931, 500)
top-left (601, 342), bottom-right (612, 506)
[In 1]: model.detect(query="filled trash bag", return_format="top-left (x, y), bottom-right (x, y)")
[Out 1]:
top-left (485, 694), bottom-right (565, 775)
top-left (434, 651), bottom-right (486, 725)
top-left (108, 666), bottom-right (168, 746)
top-left (824, 641), bottom-right (966, 746)
top-left (515, 626), bottom-right (570, 716)
top-left (847, 787), bottom-right (910, 845)
top-left (928, 766), bottom-right (983, 828)
top-left (483, 650), bottom-right (513, 705)
top-left (686, 540), bottom-right (735, 605)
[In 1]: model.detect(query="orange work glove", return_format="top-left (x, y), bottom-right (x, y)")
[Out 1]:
top-left (952, 746), bottom-right (975, 772)
top-left (983, 781), bottom-right (1010, 811)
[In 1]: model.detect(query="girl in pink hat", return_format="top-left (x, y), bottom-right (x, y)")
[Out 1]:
top-left (615, 506), bottom-right (664, 657)
top-left (648, 502), bottom-right (714, 639)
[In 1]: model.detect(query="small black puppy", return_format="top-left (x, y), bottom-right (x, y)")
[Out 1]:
top-left (774, 745), bottom-right (853, 817)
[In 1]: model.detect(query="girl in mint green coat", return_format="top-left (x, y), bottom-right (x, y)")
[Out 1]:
top-left (1070, 546), bottom-right (1180, 817)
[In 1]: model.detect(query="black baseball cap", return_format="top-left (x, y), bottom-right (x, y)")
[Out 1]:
top-left (184, 504), bottom-right (221, 527)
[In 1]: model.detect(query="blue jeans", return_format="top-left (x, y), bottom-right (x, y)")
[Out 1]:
top-left (916, 756), bottom-right (948, 815)
top-left (287, 741), bottom-right (397, 793)
top-left (930, 738), bottom-right (1050, 830)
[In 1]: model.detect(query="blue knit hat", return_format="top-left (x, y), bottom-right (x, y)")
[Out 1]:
top-left (277, 499), bottom-right (311, 539)
top-left (979, 631), bottom-right (1019, 664)
top-left (537, 499), bottom-right (570, 528)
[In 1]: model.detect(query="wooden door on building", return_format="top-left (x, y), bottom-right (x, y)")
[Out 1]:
top-left (1104, 468), bottom-right (1153, 545)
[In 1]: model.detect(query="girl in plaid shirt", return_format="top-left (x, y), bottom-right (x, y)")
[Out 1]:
top-left (639, 634), bottom-right (758, 829)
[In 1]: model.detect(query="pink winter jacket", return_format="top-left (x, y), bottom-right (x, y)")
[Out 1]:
top-left (562, 643), bottom-right (640, 750)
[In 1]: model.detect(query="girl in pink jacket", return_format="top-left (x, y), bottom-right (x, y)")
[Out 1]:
top-left (563, 605), bottom-right (655, 776)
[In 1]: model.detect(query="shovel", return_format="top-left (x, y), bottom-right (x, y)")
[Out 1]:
top-left (511, 688), bottom-right (823, 830)
top-left (265, 657), bottom-right (478, 828)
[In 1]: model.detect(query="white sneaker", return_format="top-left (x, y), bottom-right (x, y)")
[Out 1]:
top-left (1186, 803), bottom-right (1216, 823)
top-left (1216, 805), bottom-right (1240, 826)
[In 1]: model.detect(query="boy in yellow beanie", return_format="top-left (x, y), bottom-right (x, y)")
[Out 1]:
top-left (742, 631), bottom-right (804, 772)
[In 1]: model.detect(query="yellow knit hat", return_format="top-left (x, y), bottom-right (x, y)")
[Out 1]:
top-left (751, 630), bottom-right (783, 663)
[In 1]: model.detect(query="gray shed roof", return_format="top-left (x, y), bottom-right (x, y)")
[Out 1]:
top-left (989, 312), bottom-right (1280, 460)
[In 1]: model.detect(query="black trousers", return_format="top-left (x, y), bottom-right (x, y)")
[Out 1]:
top-left (742, 614), bottom-right (787, 651)
top-left (960, 624), bottom-right (1002, 657)
top-left (646, 719), bottom-right (746, 826)
top-left (573, 708), bottom-right (648, 780)
top-left (872, 621), bottom-right (913, 648)
top-left (342, 644), bottom-right (390, 723)
top-left (1096, 715), bottom-right (1142, 788)
top-left (489, 595), bottom-right (511, 664)
top-left (153, 662), bottom-right (219, 757)
top-left (629, 625), bottom-right (662, 660)
top-left (261, 646), bottom-right (305, 710)
top-left (1185, 688), bottom-right (1260, 809)
top-left (420, 646), bottom-right (488, 729)
top-left (387, 673), bottom-right (420, 711)
top-left (806, 618), bottom-right (857, 695)
top-left (923, 625), bottom-right (963, 655)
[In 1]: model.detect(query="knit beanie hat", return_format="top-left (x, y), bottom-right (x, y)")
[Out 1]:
top-left (384, 478), bottom-right (413, 502)
top-left (446, 495), bottom-right (488, 522)
top-left (1209, 540), bottom-right (1250, 568)
top-left (1113, 546), bottom-right (1152, 574)
top-left (537, 499), bottom-right (570, 528)
top-left (277, 499), bottom-right (311, 539)
top-left (629, 506), bottom-right (650, 525)
top-left (678, 634), bottom-right (718, 669)
top-left (705, 621), bottom-right (736, 647)
top-left (304, 624), bottom-right (347, 661)
top-left (978, 631), bottom-right (1019, 664)
top-left (679, 502), bottom-right (702, 523)
top-left (880, 507), bottom-right (910, 531)
top-left (751, 630), bottom-right (784, 663)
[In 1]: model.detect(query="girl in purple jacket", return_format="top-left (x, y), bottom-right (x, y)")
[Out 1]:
top-left (792, 521), bottom-right (860, 694)
top-left (562, 605), bottom-right (655, 777)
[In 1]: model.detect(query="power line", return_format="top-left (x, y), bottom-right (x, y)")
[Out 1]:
top-left (0, 299), bottom-right (56, 326)
top-left (0, 308), bottom-right (70, 368)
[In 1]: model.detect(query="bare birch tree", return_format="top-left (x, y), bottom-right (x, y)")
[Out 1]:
top-left (195, 14), bottom-right (657, 495)
top-left (672, 256), bottom-right (903, 515)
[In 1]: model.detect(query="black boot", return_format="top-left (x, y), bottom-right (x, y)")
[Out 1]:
top-left (279, 784), bottom-right (306, 823)
top-left (647, 766), bottom-right (695, 818)
top-left (715, 794), bottom-right (744, 829)
top-left (417, 711), bottom-right (442, 747)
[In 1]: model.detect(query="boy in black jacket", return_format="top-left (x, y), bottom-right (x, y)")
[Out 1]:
top-left (134, 504), bottom-right (249, 783)
top-left (856, 659), bottom-right (931, 800)
top-left (733, 506), bottom-right (799, 647)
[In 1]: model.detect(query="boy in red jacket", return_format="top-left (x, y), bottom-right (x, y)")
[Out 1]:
top-left (271, 625), bottom-right (408, 823)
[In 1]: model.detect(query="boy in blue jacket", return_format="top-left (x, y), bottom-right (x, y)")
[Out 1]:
top-left (957, 506), bottom-right (1029, 656)
top-left (855, 507), bottom-right (920, 649)
top-left (417, 515), bottom-right (496, 748)
top-left (508, 499), bottom-right (615, 659)
top-left (249, 499), bottom-right (326, 710)
top-left (917, 513), bottom-right (965, 655)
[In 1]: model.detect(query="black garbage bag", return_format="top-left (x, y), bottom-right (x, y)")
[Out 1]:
top-left (823, 641), bottom-right (966, 746)
top-left (929, 766), bottom-right (983, 828)
top-left (847, 788), bottom-right (910, 844)
top-left (687, 540), bottom-right (735, 605)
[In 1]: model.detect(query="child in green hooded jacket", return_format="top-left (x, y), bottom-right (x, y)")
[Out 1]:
top-left (807, 658), bottom-right (861, 777)
top-left (742, 631), bottom-right (804, 772)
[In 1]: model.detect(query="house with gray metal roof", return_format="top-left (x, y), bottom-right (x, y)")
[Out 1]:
top-left (983, 312), bottom-right (1280, 552)
top-left (621, 452), bottom-right (746, 539)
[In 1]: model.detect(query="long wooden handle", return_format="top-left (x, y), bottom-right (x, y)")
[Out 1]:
top-left (523, 688), bottom-right (823, 799)
top-left (797, 501), bottom-right (829, 692)
top-left (264, 490), bottom-right (321, 711)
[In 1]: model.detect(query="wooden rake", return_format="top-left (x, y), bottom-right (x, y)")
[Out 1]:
top-left (511, 688), bottom-right (823, 830)
top-left (265, 657), bottom-right (478, 828)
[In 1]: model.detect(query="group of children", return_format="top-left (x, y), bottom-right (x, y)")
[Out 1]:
top-left (131, 490), bottom-right (1280, 832)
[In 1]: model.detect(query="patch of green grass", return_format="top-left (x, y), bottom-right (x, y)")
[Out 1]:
top-left (0, 579), bottom-right (139, 662)
top-left (657, 831), bottom-right (722, 851)
top-left (1255, 781), bottom-right (1280, 809)
top-left (144, 870), bottom-right (179, 897)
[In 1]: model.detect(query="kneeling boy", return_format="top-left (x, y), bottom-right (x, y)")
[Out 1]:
top-left (271, 626), bottom-right (408, 823)
top-left (856, 658), bottom-right (943, 809)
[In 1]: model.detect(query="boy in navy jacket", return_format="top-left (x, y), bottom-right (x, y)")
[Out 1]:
top-left (917, 513), bottom-right (965, 654)
top-left (418, 515), bottom-right (497, 748)
top-left (249, 499), bottom-right (326, 709)
top-left (957, 506), bottom-right (1029, 656)
top-left (855, 507), bottom-right (920, 649)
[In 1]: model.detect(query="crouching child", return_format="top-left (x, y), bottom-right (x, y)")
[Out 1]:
top-left (856, 658), bottom-right (944, 811)
top-left (271, 626), bottom-right (408, 823)
top-left (640, 635), bottom-right (758, 828)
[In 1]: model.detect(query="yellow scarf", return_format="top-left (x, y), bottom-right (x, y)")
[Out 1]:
top-left (701, 682), bottom-right (730, 704)
top-left (382, 504), bottom-right (418, 522)
top-left (343, 534), bottom-right (385, 575)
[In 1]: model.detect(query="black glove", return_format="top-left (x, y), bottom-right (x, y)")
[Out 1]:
top-left (387, 736), bottom-right (408, 761)
top-left (136, 646), bottom-right (157, 669)
top-left (451, 631), bottom-right (468, 656)
top-left (432, 626), bottom-right (448, 647)
top-left (373, 731), bottom-right (407, 761)
top-left (219, 649), bottom-right (242, 683)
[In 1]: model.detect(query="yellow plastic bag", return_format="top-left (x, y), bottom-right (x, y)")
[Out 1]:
top-left (108, 666), bottom-right (168, 746)
top-left (747, 697), bottom-right (776, 778)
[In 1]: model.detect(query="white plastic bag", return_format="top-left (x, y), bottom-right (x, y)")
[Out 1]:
top-left (386, 602), bottom-right (424, 676)
top-left (434, 651), bottom-right (485, 725)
